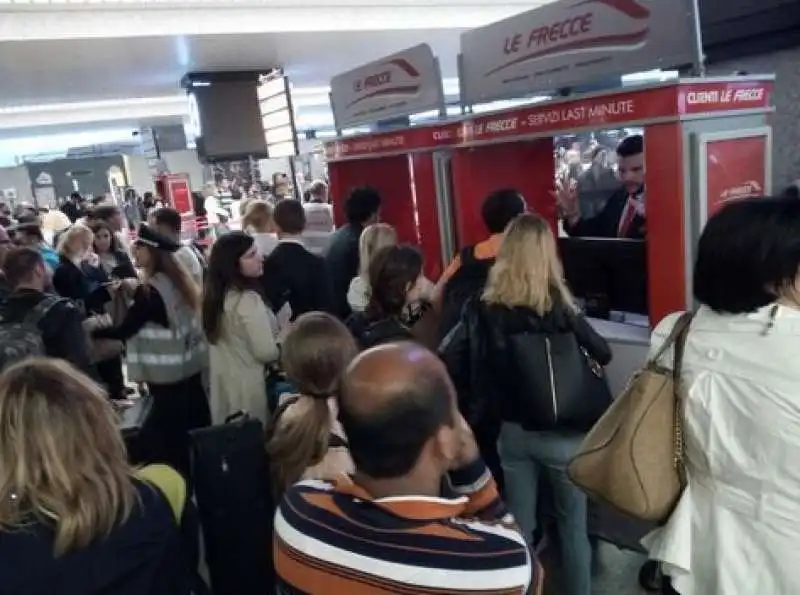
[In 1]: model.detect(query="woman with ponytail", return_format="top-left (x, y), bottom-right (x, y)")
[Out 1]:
top-left (267, 312), bottom-right (358, 493)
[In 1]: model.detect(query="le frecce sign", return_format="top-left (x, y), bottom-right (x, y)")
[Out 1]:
top-left (330, 43), bottom-right (444, 130)
top-left (460, 0), bottom-right (699, 105)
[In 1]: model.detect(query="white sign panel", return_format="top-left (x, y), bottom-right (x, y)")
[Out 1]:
top-left (330, 43), bottom-right (443, 129)
top-left (461, 0), bottom-right (697, 105)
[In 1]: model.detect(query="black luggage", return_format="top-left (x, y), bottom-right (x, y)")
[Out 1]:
top-left (190, 413), bottom-right (276, 595)
top-left (120, 394), bottom-right (154, 465)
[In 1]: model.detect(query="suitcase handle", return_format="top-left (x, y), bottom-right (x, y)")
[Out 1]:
top-left (224, 411), bottom-right (250, 424)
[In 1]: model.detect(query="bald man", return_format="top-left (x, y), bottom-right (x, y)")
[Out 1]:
top-left (274, 342), bottom-right (539, 595)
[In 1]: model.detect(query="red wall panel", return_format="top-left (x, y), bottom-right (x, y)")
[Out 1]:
top-left (450, 139), bottom-right (557, 248)
top-left (327, 154), bottom-right (444, 278)
top-left (644, 123), bottom-right (687, 325)
top-left (327, 155), bottom-right (417, 244)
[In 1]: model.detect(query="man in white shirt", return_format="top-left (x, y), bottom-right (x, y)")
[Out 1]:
top-left (203, 192), bottom-right (230, 240)
top-left (149, 207), bottom-right (205, 287)
top-left (302, 180), bottom-right (334, 255)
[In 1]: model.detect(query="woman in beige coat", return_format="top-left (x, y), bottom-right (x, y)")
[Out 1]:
top-left (202, 232), bottom-right (279, 424)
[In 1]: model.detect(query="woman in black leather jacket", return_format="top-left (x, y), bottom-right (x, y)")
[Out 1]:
top-left (440, 213), bottom-right (611, 595)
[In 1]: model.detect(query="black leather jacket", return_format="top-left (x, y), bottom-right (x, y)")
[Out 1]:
top-left (439, 298), bottom-right (612, 432)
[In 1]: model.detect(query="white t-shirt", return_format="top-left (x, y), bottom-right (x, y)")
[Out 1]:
top-left (302, 202), bottom-right (334, 233)
top-left (204, 195), bottom-right (229, 225)
top-left (251, 232), bottom-right (279, 257)
top-left (175, 244), bottom-right (204, 287)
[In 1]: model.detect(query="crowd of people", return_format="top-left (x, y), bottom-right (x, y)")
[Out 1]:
top-left (0, 175), bottom-right (798, 595)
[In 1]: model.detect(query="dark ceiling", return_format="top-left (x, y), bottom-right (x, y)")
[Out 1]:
top-left (700, 0), bottom-right (800, 62)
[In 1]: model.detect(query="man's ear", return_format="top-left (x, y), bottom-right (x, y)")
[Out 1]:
top-left (433, 423), bottom-right (459, 469)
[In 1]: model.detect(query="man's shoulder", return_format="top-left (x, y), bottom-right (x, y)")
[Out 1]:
top-left (275, 480), bottom-right (532, 593)
top-left (277, 480), bottom-right (338, 518)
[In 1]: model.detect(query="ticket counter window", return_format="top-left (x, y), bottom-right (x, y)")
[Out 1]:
top-left (553, 130), bottom-right (648, 326)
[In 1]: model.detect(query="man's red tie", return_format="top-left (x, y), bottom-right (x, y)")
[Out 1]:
top-left (618, 197), bottom-right (637, 238)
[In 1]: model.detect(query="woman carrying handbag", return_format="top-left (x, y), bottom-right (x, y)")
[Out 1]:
top-left (440, 213), bottom-right (612, 595)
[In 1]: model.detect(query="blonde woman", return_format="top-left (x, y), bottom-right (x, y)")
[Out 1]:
top-left (0, 357), bottom-right (190, 595)
top-left (241, 199), bottom-right (278, 257)
top-left (52, 224), bottom-right (105, 310)
top-left (439, 213), bottom-right (610, 595)
top-left (347, 223), bottom-right (434, 313)
top-left (93, 224), bottom-right (209, 479)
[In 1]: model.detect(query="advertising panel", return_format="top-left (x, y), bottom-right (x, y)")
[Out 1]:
top-left (166, 175), bottom-right (192, 214)
top-left (698, 128), bottom-right (771, 224)
top-left (330, 44), bottom-right (444, 129)
top-left (460, 0), bottom-right (698, 105)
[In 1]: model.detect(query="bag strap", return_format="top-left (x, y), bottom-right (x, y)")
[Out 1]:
top-left (670, 312), bottom-right (693, 485)
top-left (671, 313), bottom-right (693, 382)
top-left (460, 245), bottom-right (476, 265)
top-left (650, 311), bottom-right (693, 364)
top-left (23, 295), bottom-right (65, 326)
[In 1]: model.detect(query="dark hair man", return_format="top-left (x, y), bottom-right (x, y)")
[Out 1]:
top-left (274, 342), bottom-right (537, 594)
top-left (0, 247), bottom-right (94, 374)
top-left (61, 192), bottom-right (84, 223)
top-left (780, 184), bottom-right (799, 200)
top-left (324, 187), bottom-right (382, 319)
top-left (150, 207), bottom-right (204, 287)
top-left (558, 134), bottom-right (646, 239)
top-left (433, 188), bottom-right (526, 334)
top-left (262, 199), bottom-right (334, 319)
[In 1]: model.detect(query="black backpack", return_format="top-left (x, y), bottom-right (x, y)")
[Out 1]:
top-left (438, 246), bottom-right (494, 339)
top-left (0, 296), bottom-right (64, 373)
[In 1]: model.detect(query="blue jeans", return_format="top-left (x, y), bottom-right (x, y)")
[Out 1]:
top-left (498, 423), bottom-right (591, 595)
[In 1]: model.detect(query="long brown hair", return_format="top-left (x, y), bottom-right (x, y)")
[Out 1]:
top-left (201, 232), bottom-right (262, 344)
top-left (139, 244), bottom-right (201, 312)
top-left (482, 213), bottom-right (575, 315)
top-left (0, 358), bottom-right (136, 555)
top-left (267, 313), bottom-right (358, 492)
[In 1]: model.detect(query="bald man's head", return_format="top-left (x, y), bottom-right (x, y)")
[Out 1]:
top-left (339, 342), bottom-right (456, 480)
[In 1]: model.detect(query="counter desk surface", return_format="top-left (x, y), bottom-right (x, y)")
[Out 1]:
top-left (587, 317), bottom-right (651, 397)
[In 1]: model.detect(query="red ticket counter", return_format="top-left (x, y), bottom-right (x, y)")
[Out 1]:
top-left (327, 152), bottom-right (445, 280)
top-left (154, 173), bottom-right (192, 214)
top-left (325, 76), bottom-right (775, 326)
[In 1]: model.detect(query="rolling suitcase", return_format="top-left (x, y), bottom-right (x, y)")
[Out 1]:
top-left (190, 412), bottom-right (276, 595)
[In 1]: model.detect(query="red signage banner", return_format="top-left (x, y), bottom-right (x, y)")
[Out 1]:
top-left (678, 80), bottom-right (773, 115)
top-left (702, 133), bottom-right (769, 221)
top-left (324, 78), bottom-right (774, 161)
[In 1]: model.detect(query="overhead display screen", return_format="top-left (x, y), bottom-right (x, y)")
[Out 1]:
top-left (189, 79), bottom-right (269, 162)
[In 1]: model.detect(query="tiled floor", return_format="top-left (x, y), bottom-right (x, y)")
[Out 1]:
top-left (591, 543), bottom-right (650, 595)
top-left (543, 542), bottom-right (651, 595)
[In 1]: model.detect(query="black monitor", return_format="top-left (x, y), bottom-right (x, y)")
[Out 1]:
top-left (558, 237), bottom-right (648, 319)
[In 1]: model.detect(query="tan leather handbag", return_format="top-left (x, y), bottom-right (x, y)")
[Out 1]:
top-left (567, 312), bottom-right (692, 522)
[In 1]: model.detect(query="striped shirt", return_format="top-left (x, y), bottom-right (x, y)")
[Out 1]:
top-left (274, 459), bottom-right (536, 594)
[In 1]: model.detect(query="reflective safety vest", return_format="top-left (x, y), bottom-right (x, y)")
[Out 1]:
top-left (126, 273), bottom-right (208, 385)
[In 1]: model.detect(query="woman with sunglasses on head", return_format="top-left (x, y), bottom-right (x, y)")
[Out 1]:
top-left (93, 223), bottom-right (209, 481)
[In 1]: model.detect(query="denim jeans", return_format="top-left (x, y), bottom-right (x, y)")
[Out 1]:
top-left (498, 422), bottom-right (591, 595)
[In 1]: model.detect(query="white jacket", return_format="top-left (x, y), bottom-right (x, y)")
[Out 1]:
top-left (644, 304), bottom-right (800, 595)
top-left (208, 290), bottom-right (279, 424)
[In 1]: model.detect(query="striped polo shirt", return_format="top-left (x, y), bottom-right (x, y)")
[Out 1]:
top-left (274, 459), bottom-right (536, 594)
